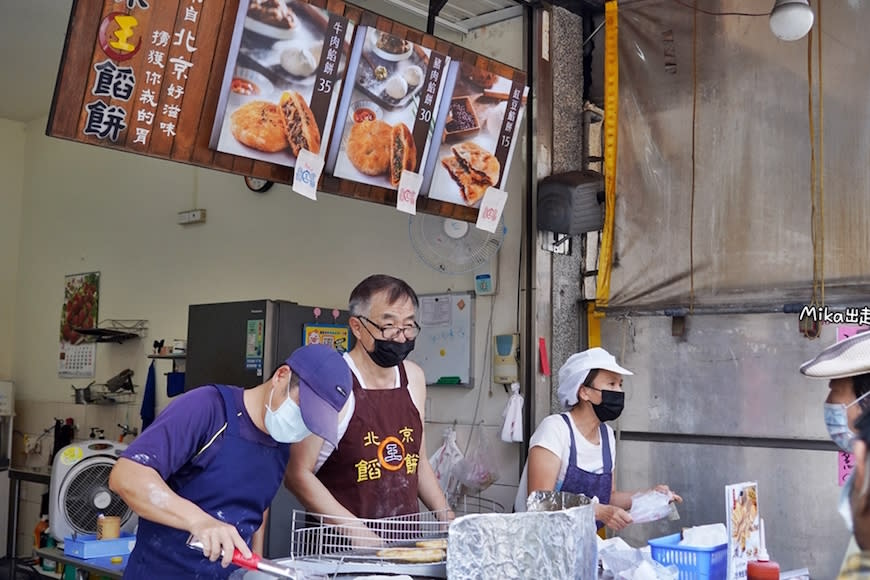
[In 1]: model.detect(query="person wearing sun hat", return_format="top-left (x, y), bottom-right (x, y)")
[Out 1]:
top-left (801, 329), bottom-right (870, 453)
top-left (109, 344), bottom-right (352, 579)
top-left (514, 347), bottom-right (682, 529)
top-left (837, 407), bottom-right (870, 579)
top-left (801, 328), bottom-right (870, 573)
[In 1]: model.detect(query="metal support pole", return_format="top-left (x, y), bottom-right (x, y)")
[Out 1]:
top-left (427, 0), bottom-right (449, 34)
top-left (520, 0), bottom-right (537, 474)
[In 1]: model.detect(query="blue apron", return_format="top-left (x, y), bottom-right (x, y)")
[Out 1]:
top-left (124, 386), bottom-right (289, 579)
top-left (558, 413), bottom-right (612, 529)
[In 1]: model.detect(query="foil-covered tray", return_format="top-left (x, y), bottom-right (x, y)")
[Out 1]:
top-left (446, 505), bottom-right (598, 580)
top-left (526, 490), bottom-right (594, 512)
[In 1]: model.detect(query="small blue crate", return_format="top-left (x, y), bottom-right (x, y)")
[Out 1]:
top-left (648, 533), bottom-right (727, 580)
top-left (63, 532), bottom-right (135, 559)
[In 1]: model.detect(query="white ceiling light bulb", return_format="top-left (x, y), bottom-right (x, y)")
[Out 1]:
top-left (769, 0), bottom-right (815, 41)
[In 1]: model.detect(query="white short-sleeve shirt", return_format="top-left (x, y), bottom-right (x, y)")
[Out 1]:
top-left (514, 413), bottom-right (616, 512)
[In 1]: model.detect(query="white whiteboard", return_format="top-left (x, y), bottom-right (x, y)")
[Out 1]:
top-left (409, 292), bottom-right (474, 388)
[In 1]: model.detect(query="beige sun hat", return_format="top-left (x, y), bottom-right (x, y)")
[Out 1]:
top-left (800, 329), bottom-right (870, 379)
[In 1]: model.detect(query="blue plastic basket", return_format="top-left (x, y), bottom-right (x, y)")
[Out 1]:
top-left (648, 533), bottom-right (727, 580)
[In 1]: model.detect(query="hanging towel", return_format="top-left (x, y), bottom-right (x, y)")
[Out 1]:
top-left (141, 361), bottom-right (157, 431)
top-left (500, 382), bottom-right (524, 443)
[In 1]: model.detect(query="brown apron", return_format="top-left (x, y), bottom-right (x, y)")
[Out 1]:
top-left (317, 363), bottom-right (422, 519)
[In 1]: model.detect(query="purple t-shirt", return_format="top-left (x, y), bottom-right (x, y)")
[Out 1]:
top-left (121, 385), bottom-right (279, 489)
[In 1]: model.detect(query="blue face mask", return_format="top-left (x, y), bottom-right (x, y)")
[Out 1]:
top-left (825, 403), bottom-right (855, 453)
top-left (264, 384), bottom-right (311, 443)
top-left (824, 392), bottom-right (870, 453)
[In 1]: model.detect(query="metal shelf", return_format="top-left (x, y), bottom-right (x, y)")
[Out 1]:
top-left (74, 319), bottom-right (148, 343)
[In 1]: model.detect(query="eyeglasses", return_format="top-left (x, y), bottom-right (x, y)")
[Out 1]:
top-left (357, 315), bottom-right (421, 341)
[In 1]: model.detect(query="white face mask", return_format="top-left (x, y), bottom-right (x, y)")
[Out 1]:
top-left (824, 391), bottom-right (870, 453)
top-left (264, 384), bottom-right (311, 443)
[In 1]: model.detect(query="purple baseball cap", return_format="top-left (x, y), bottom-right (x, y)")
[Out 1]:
top-left (286, 344), bottom-right (352, 446)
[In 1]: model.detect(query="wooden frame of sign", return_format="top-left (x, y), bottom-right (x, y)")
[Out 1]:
top-left (46, 0), bottom-right (527, 223)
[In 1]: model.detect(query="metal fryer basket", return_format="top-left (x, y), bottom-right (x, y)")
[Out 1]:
top-left (287, 509), bottom-right (450, 578)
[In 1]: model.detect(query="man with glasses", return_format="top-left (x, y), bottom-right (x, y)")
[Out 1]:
top-left (285, 275), bottom-right (453, 538)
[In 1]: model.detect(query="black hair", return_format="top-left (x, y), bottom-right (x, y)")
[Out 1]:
top-left (582, 369), bottom-right (600, 388)
top-left (348, 275), bottom-right (419, 317)
top-left (855, 372), bottom-right (870, 412)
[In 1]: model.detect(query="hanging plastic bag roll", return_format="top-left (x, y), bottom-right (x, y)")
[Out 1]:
top-left (500, 382), bottom-right (524, 443)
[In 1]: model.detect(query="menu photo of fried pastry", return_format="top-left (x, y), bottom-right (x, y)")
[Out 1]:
top-left (279, 90), bottom-right (320, 155)
top-left (229, 90), bottom-right (320, 156)
top-left (344, 120), bottom-right (416, 183)
top-left (390, 123), bottom-right (416, 186)
top-left (440, 141), bottom-right (500, 206)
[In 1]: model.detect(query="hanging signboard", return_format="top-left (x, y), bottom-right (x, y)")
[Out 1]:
top-left (47, 0), bottom-right (528, 223)
top-left (423, 63), bottom-right (527, 208)
top-left (209, 0), bottom-right (354, 167)
top-left (325, 26), bottom-right (449, 192)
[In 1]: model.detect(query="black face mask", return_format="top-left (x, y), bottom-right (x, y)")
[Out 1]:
top-left (585, 386), bottom-right (625, 422)
top-left (366, 338), bottom-right (416, 368)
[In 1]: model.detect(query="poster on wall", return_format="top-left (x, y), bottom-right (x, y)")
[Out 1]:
top-left (58, 272), bottom-right (100, 379)
top-left (423, 63), bottom-right (527, 208)
top-left (210, 0), bottom-right (354, 166)
top-left (303, 323), bottom-right (350, 353)
top-left (326, 26), bottom-right (450, 191)
top-left (725, 481), bottom-right (760, 580)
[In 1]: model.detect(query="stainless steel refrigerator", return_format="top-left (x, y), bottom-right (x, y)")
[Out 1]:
top-left (185, 299), bottom-right (352, 558)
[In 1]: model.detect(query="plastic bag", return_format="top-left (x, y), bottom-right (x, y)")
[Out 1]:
top-left (429, 426), bottom-right (464, 493)
top-left (500, 382), bottom-right (524, 443)
top-left (450, 426), bottom-right (501, 496)
top-left (628, 490), bottom-right (680, 524)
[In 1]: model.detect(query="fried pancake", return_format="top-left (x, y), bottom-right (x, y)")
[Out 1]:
top-left (346, 120), bottom-right (391, 176)
top-left (278, 91), bottom-right (321, 156)
top-left (442, 156), bottom-right (489, 206)
top-left (415, 539), bottom-right (448, 550)
top-left (230, 100), bottom-right (289, 153)
top-left (376, 547), bottom-right (446, 563)
top-left (452, 142), bottom-right (500, 185)
top-left (389, 123), bottom-right (417, 186)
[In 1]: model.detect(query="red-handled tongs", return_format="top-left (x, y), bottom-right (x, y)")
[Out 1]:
top-left (187, 536), bottom-right (300, 578)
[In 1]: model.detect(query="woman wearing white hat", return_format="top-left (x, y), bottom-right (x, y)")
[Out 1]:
top-left (800, 329), bottom-right (870, 573)
top-left (514, 347), bottom-right (681, 530)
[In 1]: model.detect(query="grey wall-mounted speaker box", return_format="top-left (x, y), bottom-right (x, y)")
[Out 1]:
top-left (537, 170), bottom-right (605, 234)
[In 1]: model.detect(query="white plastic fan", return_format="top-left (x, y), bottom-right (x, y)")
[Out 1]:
top-left (409, 215), bottom-right (506, 274)
top-left (49, 441), bottom-right (137, 541)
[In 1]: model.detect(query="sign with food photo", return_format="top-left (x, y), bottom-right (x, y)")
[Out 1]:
top-left (210, 0), bottom-right (354, 166)
top-left (423, 63), bottom-right (527, 208)
top-left (725, 481), bottom-right (760, 580)
top-left (326, 26), bottom-right (450, 191)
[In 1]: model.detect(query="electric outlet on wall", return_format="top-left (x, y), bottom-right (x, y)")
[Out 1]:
top-left (177, 208), bottom-right (207, 225)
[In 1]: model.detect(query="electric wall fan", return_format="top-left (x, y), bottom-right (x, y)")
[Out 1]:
top-left (49, 441), bottom-right (137, 541)
top-left (409, 215), bottom-right (506, 274)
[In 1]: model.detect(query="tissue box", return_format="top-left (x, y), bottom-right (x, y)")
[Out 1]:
top-left (648, 533), bottom-right (727, 580)
top-left (64, 532), bottom-right (135, 559)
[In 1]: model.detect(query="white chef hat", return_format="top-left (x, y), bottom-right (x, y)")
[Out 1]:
top-left (557, 347), bottom-right (633, 408)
